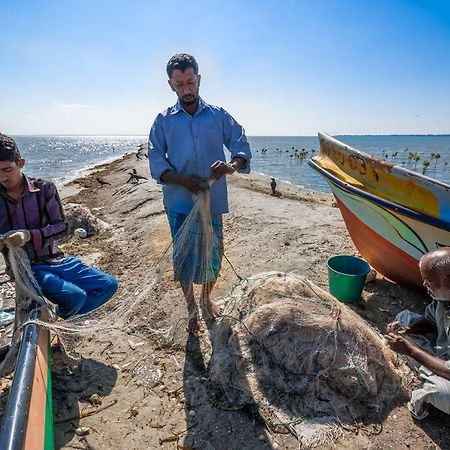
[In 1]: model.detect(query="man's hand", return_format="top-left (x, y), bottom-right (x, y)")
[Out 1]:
top-left (211, 160), bottom-right (236, 180)
top-left (160, 171), bottom-right (208, 194)
top-left (384, 333), bottom-right (415, 355)
top-left (179, 176), bottom-right (208, 194)
top-left (4, 230), bottom-right (31, 248)
top-left (386, 321), bottom-right (410, 335)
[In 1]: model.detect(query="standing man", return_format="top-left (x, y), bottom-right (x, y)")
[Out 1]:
top-left (148, 53), bottom-right (252, 335)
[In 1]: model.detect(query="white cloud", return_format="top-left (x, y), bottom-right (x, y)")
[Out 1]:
top-left (53, 102), bottom-right (92, 113)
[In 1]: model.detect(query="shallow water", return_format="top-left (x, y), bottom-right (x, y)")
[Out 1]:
top-left (248, 135), bottom-right (450, 193)
top-left (12, 135), bottom-right (450, 193)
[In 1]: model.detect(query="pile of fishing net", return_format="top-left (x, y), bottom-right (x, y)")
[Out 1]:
top-left (207, 272), bottom-right (410, 446)
top-left (64, 202), bottom-right (111, 238)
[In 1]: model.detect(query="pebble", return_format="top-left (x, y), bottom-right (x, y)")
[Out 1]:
top-left (74, 228), bottom-right (88, 238)
top-left (188, 410), bottom-right (196, 417)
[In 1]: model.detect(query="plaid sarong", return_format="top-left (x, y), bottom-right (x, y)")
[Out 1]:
top-left (166, 210), bottom-right (223, 285)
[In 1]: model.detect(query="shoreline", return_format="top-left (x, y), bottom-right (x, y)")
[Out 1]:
top-left (56, 153), bottom-right (128, 187)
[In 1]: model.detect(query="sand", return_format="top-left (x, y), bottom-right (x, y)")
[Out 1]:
top-left (1, 151), bottom-right (449, 449)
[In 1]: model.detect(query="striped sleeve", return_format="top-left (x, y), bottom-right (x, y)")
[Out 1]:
top-left (29, 182), bottom-right (68, 249)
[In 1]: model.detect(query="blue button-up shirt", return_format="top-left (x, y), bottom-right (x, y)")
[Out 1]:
top-left (148, 98), bottom-right (252, 214)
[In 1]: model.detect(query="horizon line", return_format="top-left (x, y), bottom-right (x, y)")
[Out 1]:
top-left (11, 133), bottom-right (450, 138)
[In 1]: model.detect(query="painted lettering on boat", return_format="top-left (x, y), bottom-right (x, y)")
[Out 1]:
top-left (321, 142), bottom-right (380, 183)
top-left (316, 138), bottom-right (441, 218)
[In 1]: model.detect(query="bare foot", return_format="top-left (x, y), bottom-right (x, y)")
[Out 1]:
top-left (187, 309), bottom-right (204, 336)
top-left (201, 299), bottom-right (223, 320)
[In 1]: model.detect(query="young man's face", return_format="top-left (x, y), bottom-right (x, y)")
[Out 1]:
top-left (168, 68), bottom-right (201, 106)
top-left (0, 159), bottom-right (25, 191)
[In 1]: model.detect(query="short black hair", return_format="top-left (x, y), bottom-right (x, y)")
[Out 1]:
top-left (166, 53), bottom-right (199, 79)
top-left (0, 133), bottom-right (21, 163)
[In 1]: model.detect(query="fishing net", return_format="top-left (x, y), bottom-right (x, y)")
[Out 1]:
top-left (0, 245), bottom-right (48, 376)
top-left (0, 235), bottom-right (158, 374)
top-left (171, 181), bottom-right (222, 286)
top-left (206, 272), bottom-right (411, 445)
top-left (147, 187), bottom-right (411, 444)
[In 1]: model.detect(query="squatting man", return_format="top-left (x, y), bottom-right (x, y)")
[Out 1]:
top-left (385, 247), bottom-right (450, 419)
top-left (0, 133), bottom-right (118, 320)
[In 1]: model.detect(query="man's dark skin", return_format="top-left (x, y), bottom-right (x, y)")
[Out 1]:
top-left (159, 64), bottom-right (247, 333)
top-left (160, 66), bottom-right (246, 190)
top-left (385, 249), bottom-right (450, 381)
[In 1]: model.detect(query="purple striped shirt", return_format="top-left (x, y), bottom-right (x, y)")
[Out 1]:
top-left (0, 175), bottom-right (68, 263)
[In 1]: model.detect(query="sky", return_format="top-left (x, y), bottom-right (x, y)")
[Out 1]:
top-left (1, 0), bottom-right (450, 136)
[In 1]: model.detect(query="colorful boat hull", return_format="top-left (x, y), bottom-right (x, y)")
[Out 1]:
top-left (0, 317), bottom-right (54, 450)
top-left (309, 133), bottom-right (450, 290)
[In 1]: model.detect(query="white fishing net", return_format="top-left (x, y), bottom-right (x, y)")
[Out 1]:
top-left (207, 272), bottom-right (410, 444)
top-left (0, 238), bottom-right (158, 373)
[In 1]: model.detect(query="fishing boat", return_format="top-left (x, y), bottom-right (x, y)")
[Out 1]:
top-left (309, 132), bottom-right (450, 290)
top-left (0, 310), bottom-right (54, 450)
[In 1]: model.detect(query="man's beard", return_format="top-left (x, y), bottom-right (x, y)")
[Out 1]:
top-left (179, 93), bottom-right (199, 106)
top-left (427, 286), bottom-right (450, 301)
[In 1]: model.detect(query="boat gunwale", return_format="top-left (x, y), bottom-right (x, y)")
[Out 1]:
top-left (308, 158), bottom-right (450, 232)
top-left (318, 132), bottom-right (450, 192)
top-left (0, 309), bottom-right (48, 450)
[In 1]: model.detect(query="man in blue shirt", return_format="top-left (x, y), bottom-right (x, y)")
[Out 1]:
top-left (148, 53), bottom-right (251, 335)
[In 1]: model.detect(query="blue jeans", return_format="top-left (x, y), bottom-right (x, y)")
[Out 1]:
top-left (32, 257), bottom-right (118, 319)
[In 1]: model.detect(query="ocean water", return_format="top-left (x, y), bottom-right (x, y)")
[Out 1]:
top-left (248, 135), bottom-right (450, 192)
top-left (13, 135), bottom-right (147, 185)
top-left (11, 135), bottom-right (450, 193)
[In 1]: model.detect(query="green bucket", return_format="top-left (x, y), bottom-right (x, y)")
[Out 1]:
top-left (327, 255), bottom-right (370, 303)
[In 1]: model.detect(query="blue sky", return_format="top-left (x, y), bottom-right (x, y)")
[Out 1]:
top-left (1, 0), bottom-right (450, 135)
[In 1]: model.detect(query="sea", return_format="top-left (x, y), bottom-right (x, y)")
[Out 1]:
top-left (11, 135), bottom-right (450, 193)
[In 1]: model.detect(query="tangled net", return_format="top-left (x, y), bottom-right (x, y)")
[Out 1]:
top-left (207, 272), bottom-right (410, 446)
top-left (0, 238), bottom-right (158, 374)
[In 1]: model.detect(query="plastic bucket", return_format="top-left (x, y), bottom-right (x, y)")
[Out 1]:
top-left (327, 255), bottom-right (370, 303)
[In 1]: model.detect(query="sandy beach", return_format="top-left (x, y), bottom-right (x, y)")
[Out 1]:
top-left (1, 151), bottom-right (449, 449)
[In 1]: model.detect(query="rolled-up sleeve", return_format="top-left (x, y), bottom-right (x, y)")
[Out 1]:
top-left (222, 109), bottom-right (252, 174)
top-left (30, 182), bottom-right (68, 249)
top-left (148, 114), bottom-right (174, 183)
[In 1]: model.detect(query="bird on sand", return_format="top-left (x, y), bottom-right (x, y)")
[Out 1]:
top-left (270, 177), bottom-right (277, 195)
top-left (96, 177), bottom-right (111, 186)
top-left (127, 169), bottom-right (148, 184)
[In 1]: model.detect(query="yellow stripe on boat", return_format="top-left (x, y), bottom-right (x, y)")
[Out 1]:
top-left (316, 135), bottom-right (440, 218)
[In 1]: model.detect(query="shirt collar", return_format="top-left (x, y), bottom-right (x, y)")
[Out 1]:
top-left (24, 175), bottom-right (40, 194)
top-left (170, 97), bottom-right (208, 116)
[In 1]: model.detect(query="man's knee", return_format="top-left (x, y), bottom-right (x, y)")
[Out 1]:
top-left (100, 274), bottom-right (118, 300)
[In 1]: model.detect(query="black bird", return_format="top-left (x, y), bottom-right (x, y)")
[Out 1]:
top-left (96, 177), bottom-right (111, 186)
top-left (270, 177), bottom-right (277, 195)
top-left (127, 170), bottom-right (148, 184)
